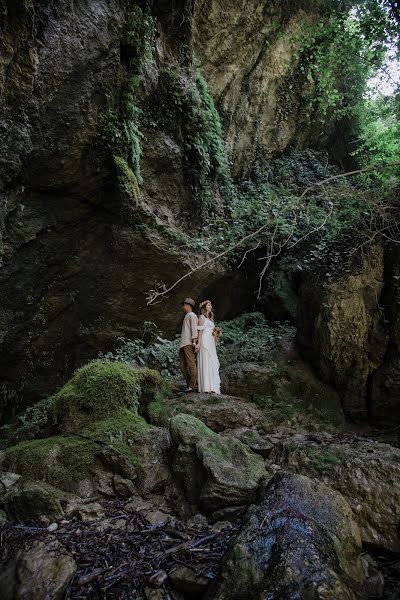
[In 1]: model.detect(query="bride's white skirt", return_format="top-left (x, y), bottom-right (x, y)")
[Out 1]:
top-left (198, 343), bottom-right (221, 394)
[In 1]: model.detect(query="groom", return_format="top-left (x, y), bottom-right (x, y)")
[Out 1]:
top-left (179, 297), bottom-right (198, 393)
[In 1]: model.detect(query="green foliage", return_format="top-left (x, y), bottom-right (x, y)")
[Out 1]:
top-left (114, 155), bottom-right (140, 202)
top-left (99, 4), bottom-right (155, 195)
top-left (197, 149), bottom-right (372, 269)
top-left (123, 76), bottom-right (144, 185)
top-left (100, 322), bottom-right (180, 379)
top-left (217, 312), bottom-right (295, 368)
top-left (126, 4), bottom-right (155, 71)
top-left (353, 95), bottom-right (400, 180)
top-left (149, 66), bottom-right (233, 216)
top-left (306, 447), bottom-right (342, 473)
top-left (47, 360), bottom-right (167, 432)
top-left (288, 1), bottom-right (399, 122)
top-left (18, 396), bottom-right (54, 433)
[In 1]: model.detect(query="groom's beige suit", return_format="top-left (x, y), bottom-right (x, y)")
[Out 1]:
top-left (179, 310), bottom-right (198, 389)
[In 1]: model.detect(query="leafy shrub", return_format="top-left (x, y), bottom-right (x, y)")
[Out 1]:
top-left (217, 312), bottom-right (295, 368)
top-left (101, 326), bottom-right (180, 379)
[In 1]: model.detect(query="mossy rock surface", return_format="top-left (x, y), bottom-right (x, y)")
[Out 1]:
top-left (3, 480), bottom-right (69, 521)
top-left (0, 409), bottom-right (150, 492)
top-left (5, 360), bottom-right (170, 445)
top-left (170, 414), bottom-right (266, 511)
top-left (49, 360), bottom-right (167, 432)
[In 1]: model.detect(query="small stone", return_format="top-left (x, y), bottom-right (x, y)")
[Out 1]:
top-left (144, 586), bottom-right (170, 600)
top-left (124, 495), bottom-right (152, 513)
top-left (212, 506), bottom-right (246, 521)
top-left (169, 566), bottom-right (210, 598)
top-left (113, 474), bottom-right (136, 497)
top-left (212, 520), bottom-right (233, 532)
top-left (64, 499), bottom-right (104, 521)
top-left (143, 509), bottom-right (171, 525)
top-left (187, 513), bottom-right (209, 528)
top-left (148, 569), bottom-right (168, 587)
top-left (47, 522), bottom-right (58, 532)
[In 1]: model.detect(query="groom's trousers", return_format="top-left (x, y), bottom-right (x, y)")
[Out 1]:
top-left (179, 344), bottom-right (197, 389)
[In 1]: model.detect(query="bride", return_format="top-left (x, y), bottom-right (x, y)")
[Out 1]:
top-left (195, 300), bottom-right (221, 394)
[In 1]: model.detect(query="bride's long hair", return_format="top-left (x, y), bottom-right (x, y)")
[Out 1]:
top-left (199, 300), bottom-right (214, 321)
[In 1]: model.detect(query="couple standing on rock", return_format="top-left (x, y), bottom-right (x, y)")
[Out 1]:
top-left (178, 297), bottom-right (221, 395)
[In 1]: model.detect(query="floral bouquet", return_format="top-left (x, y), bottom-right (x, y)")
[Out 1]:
top-left (212, 326), bottom-right (222, 344)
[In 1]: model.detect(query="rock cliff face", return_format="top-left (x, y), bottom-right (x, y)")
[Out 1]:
top-left (0, 0), bottom-right (225, 415)
top-left (0, 0), bottom-right (349, 416)
top-left (296, 240), bottom-right (400, 423)
top-left (194, 0), bottom-right (343, 177)
top-left (0, 0), bottom-right (398, 426)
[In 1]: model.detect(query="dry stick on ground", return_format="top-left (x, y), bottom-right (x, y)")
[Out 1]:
top-left (146, 162), bottom-right (400, 306)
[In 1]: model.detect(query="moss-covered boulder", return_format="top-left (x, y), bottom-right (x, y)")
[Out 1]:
top-left (0, 407), bottom-right (173, 499)
top-left (48, 360), bottom-right (168, 433)
top-left (0, 538), bottom-right (76, 600)
top-left (0, 410), bottom-right (143, 490)
top-left (2, 480), bottom-right (69, 522)
top-left (170, 414), bottom-right (266, 512)
top-left (3, 361), bottom-right (170, 447)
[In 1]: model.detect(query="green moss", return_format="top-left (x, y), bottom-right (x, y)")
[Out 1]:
top-left (114, 155), bottom-right (140, 202)
top-left (81, 408), bottom-right (149, 466)
top-left (1, 435), bottom-right (99, 490)
top-left (147, 399), bottom-right (175, 425)
top-left (1, 409), bottom-right (152, 490)
top-left (48, 360), bottom-right (165, 432)
top-left (148, 66), bottom-right (233, 216)
top-left (307, 448), bottom-right (342, 473)
top-left (4, 481), bottom-right (67, 521)
top-left (170, 413), bottom-right (215, 446)
top-left (82, 408), bottom-right (149, 439)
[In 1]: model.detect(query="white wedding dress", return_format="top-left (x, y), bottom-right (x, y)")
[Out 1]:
top-left (197, 317), bottom-right (221, 394)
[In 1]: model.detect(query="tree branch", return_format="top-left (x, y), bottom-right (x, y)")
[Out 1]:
top-left (146, 162), bottom-right (400, 306)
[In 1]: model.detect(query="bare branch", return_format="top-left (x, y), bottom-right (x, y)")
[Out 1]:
top-left (237, 241), bottom-right (261, 268)
top-left (146, 162), bottom-right (400, 306)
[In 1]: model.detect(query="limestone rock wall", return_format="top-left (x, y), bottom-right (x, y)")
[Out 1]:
top-left (194, 0), bottom-right (340, 177)
top-left (0, 0), bottom-right (227, 417)
top-left (296, 241), bottom-right (400, 423)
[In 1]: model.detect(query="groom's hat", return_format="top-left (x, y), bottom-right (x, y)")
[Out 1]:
top-left (182, 297), bottom-right (196, 308)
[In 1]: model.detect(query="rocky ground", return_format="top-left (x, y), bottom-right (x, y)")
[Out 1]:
top-left (1, 350), bottom-right (400, 599)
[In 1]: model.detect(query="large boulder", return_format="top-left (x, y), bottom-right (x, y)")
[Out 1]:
top-left (296, 242), bottom-right (387, 421)
top-left (0, 404), bottom-right (173, 500)
top-left (147, 392), bottom-right (267, 432)
top-left (0, 539), bottom-right (76, 600)
top-left (2, 480), bottom-right (68, 522)
top-left (221, 360), bottom-right (344, 429)
top-left (169, 414), bottom-right (266, 512)
top-left (210, 472), bottom-right (364, 600)
top-left (220, 363), bottom-right (278, 399)
top-left (269, 436), bottom-right (400, 551)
